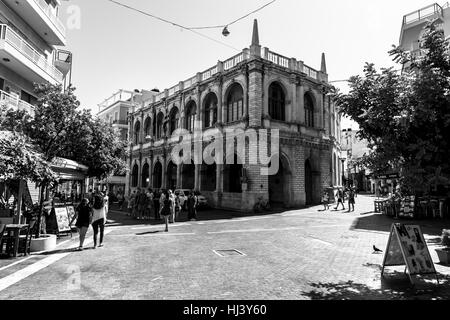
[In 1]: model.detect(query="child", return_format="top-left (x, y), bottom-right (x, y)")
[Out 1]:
top-left (322, 191), bottom-right (330, 211)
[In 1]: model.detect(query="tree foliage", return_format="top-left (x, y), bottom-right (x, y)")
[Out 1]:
top-left (335, 21), bottom-right (450, 194)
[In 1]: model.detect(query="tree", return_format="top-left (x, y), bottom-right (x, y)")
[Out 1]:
top-left (1, 83), bottom-right (127, 236)
top-left (335, 21), bottom-right (450, 194)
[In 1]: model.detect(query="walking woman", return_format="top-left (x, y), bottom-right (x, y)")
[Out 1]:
top-left (187, 191), bottom-right (198, 221)
top-left (92, 191), bottom-right (107, 248)
top-left (161, 191), bottom-right (172, 232)
top-left (75, 198), bottom-right (92, 251)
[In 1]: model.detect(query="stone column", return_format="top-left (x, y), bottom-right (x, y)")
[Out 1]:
top-left (216, 164), bottom-right (223, 192)
top-left (217, 62), bottom-right (224, 124)
top-left (248, 60), bottom-right (264, 128)
top-left (176, 164), bottom-right (182, 189)
top-left (298, 81), bottom-right (305, 124)
top-left (161, 154), bottom-right (167, 189)
top-left (290, 74), bottom-right (297, 123)
top-left (194, 164), bottom-right (201, 191)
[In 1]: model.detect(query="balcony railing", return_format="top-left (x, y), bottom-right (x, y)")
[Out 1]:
top-left (141, 47), bottom-right (323, 109)
top-left (99, 90), bottom-right (136, 110)
top-left (0, 89), bottom-right (35, 116)
top-left (32, 0), bottom-right (66, 36)
top-left (403, 3), bottom-right (443, 25)
top-left (224, 52), bottom-right (245, 71)
top-left (0, 24), bottom-right (63, 83)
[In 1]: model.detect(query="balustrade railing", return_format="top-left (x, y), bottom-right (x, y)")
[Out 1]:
top-left (202, 66), bottom-right (218, 81)
top-left (0, 24), bottom-right (63, 83)
top-left (224, 52), bottom-right (244, 71)
top-left (0, 89), bottom-right (35, 116)
top-left (32, 0), bottom-right (66, 36)
top-left (267, 50), bottom-right (289, 68)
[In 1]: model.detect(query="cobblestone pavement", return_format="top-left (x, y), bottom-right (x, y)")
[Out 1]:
top-left (0, 195), bottom-right (449, 300)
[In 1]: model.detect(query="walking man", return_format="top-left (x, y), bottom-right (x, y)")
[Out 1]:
top-left (334, 188), bottom-right (346, 211)
top-left (187, 190), bottom-right (198, 221)
top-left (347, 187), bottom-right (355, 212)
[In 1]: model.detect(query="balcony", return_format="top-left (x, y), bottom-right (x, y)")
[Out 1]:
top-left (0, 89), bottom-right (35, 116)
top-left (0, 24), bottom-right (64, 85)
top-left (402, 3), bottom-right (444, 27)
top-left (3, 0), bottom-right (66, 46)
top-left (98, 90), bottom-right (138, 113)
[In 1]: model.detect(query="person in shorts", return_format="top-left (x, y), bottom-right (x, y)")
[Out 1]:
top-left (75, 198), bottom-right (92, 251)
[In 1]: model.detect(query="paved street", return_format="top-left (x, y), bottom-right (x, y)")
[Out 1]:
top-left (0, 195), bottom-right (449, 300)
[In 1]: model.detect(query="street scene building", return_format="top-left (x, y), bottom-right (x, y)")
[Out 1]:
top-left (127, 20), bottom-right (342, 212)
top-left (1, 0), bottom-right (450, 305)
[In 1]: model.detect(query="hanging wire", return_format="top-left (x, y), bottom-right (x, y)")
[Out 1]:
top-left (187, 0), bottom-right (276, 30)
top-left (105, 0), bottom-right (250, 51)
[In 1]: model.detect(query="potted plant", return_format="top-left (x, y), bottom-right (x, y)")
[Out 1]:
top-left (435, 229), bottom-right (450, 265)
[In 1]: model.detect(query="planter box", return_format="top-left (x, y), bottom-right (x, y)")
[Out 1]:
top-left (435, 248), bottom-right (450, 265)
top-left (30, 234), bottom-right (57, 253)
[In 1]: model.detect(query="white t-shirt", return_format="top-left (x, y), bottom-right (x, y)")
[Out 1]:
top-left (92, 206), bottom-right (106, 222)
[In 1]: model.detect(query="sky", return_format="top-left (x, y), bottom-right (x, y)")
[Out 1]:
top-left (58, 0), bottom-right (439, 129)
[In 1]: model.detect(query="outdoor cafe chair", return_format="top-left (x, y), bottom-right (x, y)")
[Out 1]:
top-left (17, 220), bottom-right (36, 256)
top-left (0, 224), bottom-right (6, 255)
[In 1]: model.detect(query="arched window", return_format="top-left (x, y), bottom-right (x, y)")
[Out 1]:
top-left (185, 102), bottom-right (196, 132)
top-left (153, 161), bottom-right (162, 189)
top-left (156, 112), bottom-right (164, 139)
top-left (305, 93), bottom-right (314, 127)
top-left (204, 93), bottom-right (218, 128)
top-left (142, 163), bottom-right (149, 187)
top-left (133, 121), bottom-right (141, 145)
top-left (268, 82), bottom-right (285, 121)
top-left (131, 163), bottom-right (139, 187)
top-left (144, 117), bottom-right (151, 138)
top-left (226, 83), bottom-right (244, 123)
top-left (169, 107), bottom-right (180, 135)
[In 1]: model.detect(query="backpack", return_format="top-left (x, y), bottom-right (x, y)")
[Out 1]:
top-left (93, 194), bottom-right (104, 210)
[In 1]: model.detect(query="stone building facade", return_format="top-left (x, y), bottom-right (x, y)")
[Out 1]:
top-left (127, 20), bottom-right (342, 212)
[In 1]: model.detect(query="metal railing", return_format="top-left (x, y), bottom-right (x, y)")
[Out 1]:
top-left (403, 3), bottom-right (443, 25)
top-left (0, 89), bottom-right (35, 116)
top-left (99, 90), bottom-right (135, 110)
top-left (0, 24), bottom-right (63, 83)
top-left (32, 0), bottom-right (66, 36)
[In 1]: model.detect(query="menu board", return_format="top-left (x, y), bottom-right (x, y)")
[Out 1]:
top-left (382, 224), bottom-right (437, 280)
top-left (54, 207), bottom-right (71, 233)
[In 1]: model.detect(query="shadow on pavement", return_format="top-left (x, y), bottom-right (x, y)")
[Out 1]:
top-left (302, 270), bottom-right (450, 300)
top-left (106, 205), bottom-right (290, 229)
top-left (350, 213), bottom-right (447, 236)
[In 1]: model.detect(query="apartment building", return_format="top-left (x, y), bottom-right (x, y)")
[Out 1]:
top-left (399, 2), bottom-right (450, 67)
top-left (95, 89), bottom-right (158, 196)
top-left (0, 0), bottom-right (71, 115)
top-left (0, 0), bottom-right (72, 208)
top-left (127, 20), bottom-right (342, 212)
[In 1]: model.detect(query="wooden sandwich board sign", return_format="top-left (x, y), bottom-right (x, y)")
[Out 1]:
top-left (381, 223), bottom-right (439, 285)
top-left (53, 206), bottom-right (73, 238)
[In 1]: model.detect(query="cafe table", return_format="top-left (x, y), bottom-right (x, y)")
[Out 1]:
top-left (4, 224), bottom-right (29, 258)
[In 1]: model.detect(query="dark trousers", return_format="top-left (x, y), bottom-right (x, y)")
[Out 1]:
top-left (188, 207), bottom-right (197, 220)
top-left (92, 219), bottom-right (105, 245)
top-left (154, 201), bottom-right (160, 219)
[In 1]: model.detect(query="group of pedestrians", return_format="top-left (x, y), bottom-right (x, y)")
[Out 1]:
top-left (74, 190), bottom-right (109, 251)
top-left (322, 187), bottom-right (357, 212)
top-left (126, 188), bottom-right (199, 232)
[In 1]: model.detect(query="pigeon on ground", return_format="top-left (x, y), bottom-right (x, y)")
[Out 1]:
top-left (373, 245), bottom-right (383, 253)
